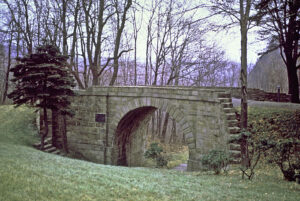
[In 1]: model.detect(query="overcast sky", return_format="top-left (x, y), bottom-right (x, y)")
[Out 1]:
top-left (213, 27), bottom-right (267, 64)
top-left (133, 0), bottom-right (267, 66)
top-left (134, 24), bottom-right (266, 66)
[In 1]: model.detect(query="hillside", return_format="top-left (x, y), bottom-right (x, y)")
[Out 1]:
top-left (0, 105), bottom-right (299, 201)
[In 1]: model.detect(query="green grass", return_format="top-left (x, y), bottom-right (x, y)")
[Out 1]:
top-left (0, 105), bottom-right (299, 201)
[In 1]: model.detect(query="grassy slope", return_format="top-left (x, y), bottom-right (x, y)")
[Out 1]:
top-left (0, 105), bottom-right (299, 201)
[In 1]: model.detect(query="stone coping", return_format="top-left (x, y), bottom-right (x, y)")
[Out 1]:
top-left (74, 86), bottom-right (229, 103)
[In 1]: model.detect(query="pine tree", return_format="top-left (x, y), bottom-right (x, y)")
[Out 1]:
top-left (8, 44), bottom-right (76, 150)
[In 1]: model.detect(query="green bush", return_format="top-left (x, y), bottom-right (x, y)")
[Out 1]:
top-left (144, 143), bottom-right (168, 168)
top-left (201, 149), bottom-right (230, 174)
top-left (229, 129), bottom-right (269, 180)
top-left (248, 108), bottom-right (300, 182)
top-left (156, 155), bottom-right (168, 167)
top-left (261, 138), bottom-right (300, 182)
top-left (144, 143), bottom-right (163, 159)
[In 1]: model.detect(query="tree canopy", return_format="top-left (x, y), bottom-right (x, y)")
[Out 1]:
top-left (8, 44), bottom-right (76, 113)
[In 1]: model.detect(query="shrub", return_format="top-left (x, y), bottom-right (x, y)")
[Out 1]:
top-left (262, 138), bottom-right (300, 182)
top-left (229, 129), bottom-right (270, 180)
top-left (247, 108), bottom-right (300, 182)
top-left (201, 149), bottom-right (230, 174)
top-left (156, 155), bottom-right (168, 167)
top-left (144, 143), bottom-right (168, 168)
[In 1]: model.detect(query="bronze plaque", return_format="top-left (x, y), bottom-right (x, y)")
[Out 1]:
top-left (95, 114), bottom-right (105, 122)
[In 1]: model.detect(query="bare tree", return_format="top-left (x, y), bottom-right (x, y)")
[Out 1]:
top-left (151, 1), bottom-right (172, 85)
top-left (0, 4), bottom-right (17, 104)
top-left (109, 0), bottom-right (133, 85)
top-left (131, 0), bottom-right (143, 85)
top-left (204, 0), bottom-right (259, 168)
top-left (67, 0), bottom-right (86, 89)
top-left (3, 0), bottom-right (34, 54)
top-left (144, 0), bottom-right (157, 85)
top-left (1, 30), bottom-right (13, 104)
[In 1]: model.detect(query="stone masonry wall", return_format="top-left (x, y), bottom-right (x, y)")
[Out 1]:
top-left (194, 87), bottom-right (291, 102)
top-left (65, 86), bottom-right (240, 171)
top-left (67, 95), bottom-right (108, 163)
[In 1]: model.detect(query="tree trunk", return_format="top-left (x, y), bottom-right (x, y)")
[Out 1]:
top-left (240, 24), bottom-right (248, 130)
top-left (62, 0), bottom-right (68, 56)
top-left (151, 113), bottom-right (155, 139)
top-left (284, 0), bottom-right (300, 103)
top-left (134, 36), bottom-right (137, 85)
top-left (169, 120), bottom-right (176, 144)
top-left (69, 0), bottom-right (83, 88)
top-left (161, 112), bottom-right (169, 143)
top-left (157, 110), bottom-right (162, 139)
top-left (1, 32), bottom-right (12, 104)
top-left (133, 8), bottom-right (138, 86)
top-left (110, 0), bottom-right (132, 86)
top-left (286, 61), bottom-right (300, 103)
top-left (62, 115), bottom-right (69, 153)
top-left (41, 106), bottom-right (49, 150)
top-left (51, 109), bottom-right (59, 147)
top-left (239, 0), bottom-right (251, 168)
top-left (92, 67), bottom-right (100, 86)
top-left (110, 55), bottom-right (120, 86)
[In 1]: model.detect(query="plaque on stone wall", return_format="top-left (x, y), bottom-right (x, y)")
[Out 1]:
top-left (95, 114), bottom-right (105, 122)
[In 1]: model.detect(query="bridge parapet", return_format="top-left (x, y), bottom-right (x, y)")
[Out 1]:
top-left (78, 86), bottom-right (227, 102)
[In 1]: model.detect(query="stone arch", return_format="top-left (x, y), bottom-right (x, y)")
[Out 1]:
top-left (109, 97), bottom-right (195, 167)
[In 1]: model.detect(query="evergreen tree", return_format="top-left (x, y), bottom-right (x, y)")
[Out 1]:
top-left (8, 44), bottom-right (76, 149)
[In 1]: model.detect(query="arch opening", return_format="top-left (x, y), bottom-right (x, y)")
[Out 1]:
top-left (112, 104), bottom-right (192, 169)
top-left (113, 106), bottom-right (157, 166)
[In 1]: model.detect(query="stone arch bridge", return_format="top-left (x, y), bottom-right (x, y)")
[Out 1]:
top-left (66, 86), bottom-right (241, 171)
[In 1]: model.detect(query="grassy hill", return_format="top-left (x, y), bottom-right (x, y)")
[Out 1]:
top-left (0, 105), bottom-right (299, 201)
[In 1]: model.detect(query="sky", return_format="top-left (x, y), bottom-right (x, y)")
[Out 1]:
top-left (213, 27), bottom-right (267, 64)
top-left (134, 22), bottom-right (266, 66)
top-left (133, 0), bottom-right (268, 66)
top-left (0, 0), bottom-right (267, 67)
